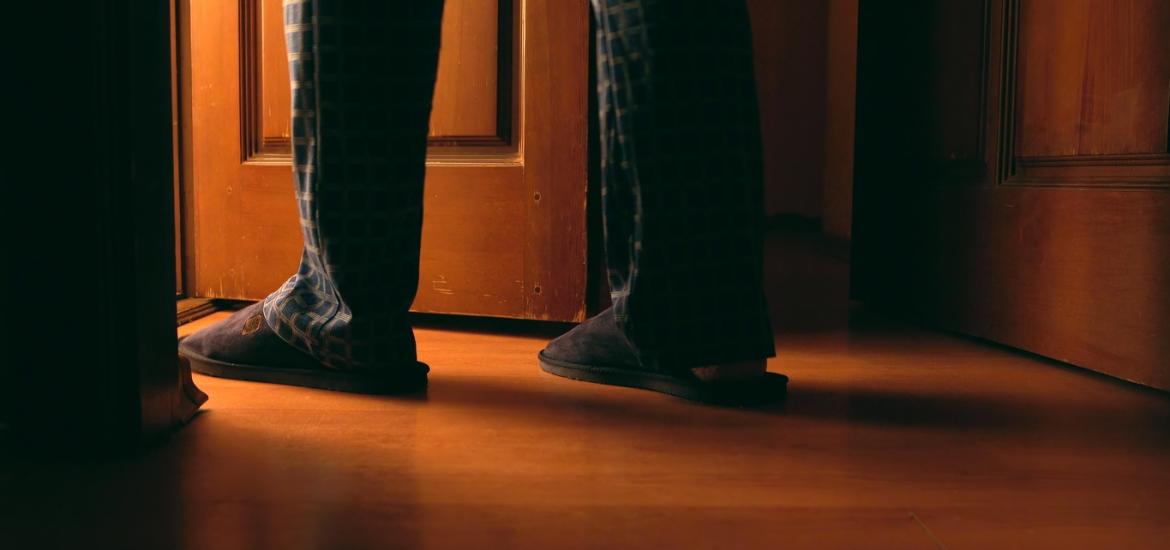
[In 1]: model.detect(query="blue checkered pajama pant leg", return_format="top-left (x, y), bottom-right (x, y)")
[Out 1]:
top-left (266, 0), bottom-right (774, 372)
top-left (263, 0), bottom-right (443, 370)
top-left (592, 0), bottom-right (774, 369)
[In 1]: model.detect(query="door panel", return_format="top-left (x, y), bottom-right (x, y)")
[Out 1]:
top-left (1015, 0), bottom-right (1170, 157)
top-left (254, 0), bottom-right (502, 143)
top-left (182, 0), bottom-right (588, 321)
top-left (430, 1), bottom-right (503, 138)
top-left (853, 0), bottom-right (1170, 389)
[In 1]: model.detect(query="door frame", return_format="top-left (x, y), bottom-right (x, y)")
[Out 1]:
top-left (4, 0), bottom-right (186, 453)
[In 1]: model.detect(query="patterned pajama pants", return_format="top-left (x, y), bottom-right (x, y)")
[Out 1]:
top-left (266, 0), bottom-right (774, 372)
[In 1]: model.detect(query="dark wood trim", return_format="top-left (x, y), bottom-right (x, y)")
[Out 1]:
top-left (495, 0), bottom-right (516, 147)
top-left (177, 298), bottom-right (221, 326)
top-left (1008, 153), bottom-right (1170, 188)
top-left (239, 0), bottom-right (257, 161)
top-left (994, 0), bottom-right (1019, 185)
top-left (427, 135), bottom-right (512, 148)
top-left (177, 298), bottom-right (250, 326)
top-left (171, 0), bottom-right (185, 296)
top-left (239, 0), bottom-right (285, 163)
top-left (975, 0), bottom-right (992, 169)
top-left (178, 0), bottom-right (199, 299)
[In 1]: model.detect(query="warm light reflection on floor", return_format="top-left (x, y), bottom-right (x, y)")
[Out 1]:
top-left (5, 233), bottom-right (1168, 549)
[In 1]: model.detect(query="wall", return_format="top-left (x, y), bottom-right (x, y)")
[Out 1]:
top-left (749, 0), bottom-right (827, 219)
top-left (823, 0), bottom-right (858, 239)
top-left (749, 0), bottom-right (857, 240)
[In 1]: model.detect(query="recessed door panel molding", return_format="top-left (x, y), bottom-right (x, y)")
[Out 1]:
top-left (183, 0), bottom-right (588, 321)
top-left (429, 0), bottom-right (510, 143)
top-left (1003, 0), bottom-right (1170, 187)
top-left (240, 0), bottom-right (515, 165)
top-left (240, 0), bottom-right (292, 162)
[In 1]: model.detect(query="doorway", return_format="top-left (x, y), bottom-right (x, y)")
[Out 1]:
top-left (173, 0), bottom-right (591, 323)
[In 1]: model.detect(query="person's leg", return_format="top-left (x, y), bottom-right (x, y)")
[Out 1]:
top-left (180, 0), bottom-right (445, 393)
top-left (539, 0), bottom-right (784, 403)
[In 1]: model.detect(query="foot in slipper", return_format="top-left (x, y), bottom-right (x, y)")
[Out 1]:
top-left (179, 302), bottom-right (427, 394)
top-left (538, 308), bottom-right (786, 405)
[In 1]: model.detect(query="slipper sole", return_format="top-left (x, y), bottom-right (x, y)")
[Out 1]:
top-left (538, 350), bottom-right (786, 405)
top-left (180, 347), bottom-right (427, 395)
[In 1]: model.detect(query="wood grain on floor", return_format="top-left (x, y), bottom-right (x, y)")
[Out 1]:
top-left (4, 233), bottom-right (1168, 549)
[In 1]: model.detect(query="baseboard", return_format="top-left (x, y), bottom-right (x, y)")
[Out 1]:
top-left (766, 214), bottom-right (852, 262)
top-left (176, 298), bottom-right (249, 326)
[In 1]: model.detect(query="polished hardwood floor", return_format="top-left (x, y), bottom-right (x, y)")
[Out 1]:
top-left (4, 233), bottom-right (1169, 549)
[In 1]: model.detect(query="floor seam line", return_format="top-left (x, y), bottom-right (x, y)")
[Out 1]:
top-left (909, 509), bottom-right (948, 550)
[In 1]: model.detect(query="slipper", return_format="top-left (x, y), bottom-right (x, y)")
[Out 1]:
top-left (538, 308), bottom-right (786, 405)
top-left (179, 302), bottom-right (427, 394)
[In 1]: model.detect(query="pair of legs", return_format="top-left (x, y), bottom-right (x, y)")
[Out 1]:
top-left (180, 0), bottom-right (783, 404)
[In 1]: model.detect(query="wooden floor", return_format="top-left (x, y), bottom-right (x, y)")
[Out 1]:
top-left (5, 233), bottom-right (1170, 549)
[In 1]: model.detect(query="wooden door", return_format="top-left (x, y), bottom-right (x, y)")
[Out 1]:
top-left (179, 0), bottom-right (589, 322)
top-left (853, 0), bottom-right (1170, 389)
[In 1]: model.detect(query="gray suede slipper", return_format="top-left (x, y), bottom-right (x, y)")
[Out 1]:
top-left (538, 308), bottom-right (786, 405)
top-left (179, 302), bottom-right (427, 394)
